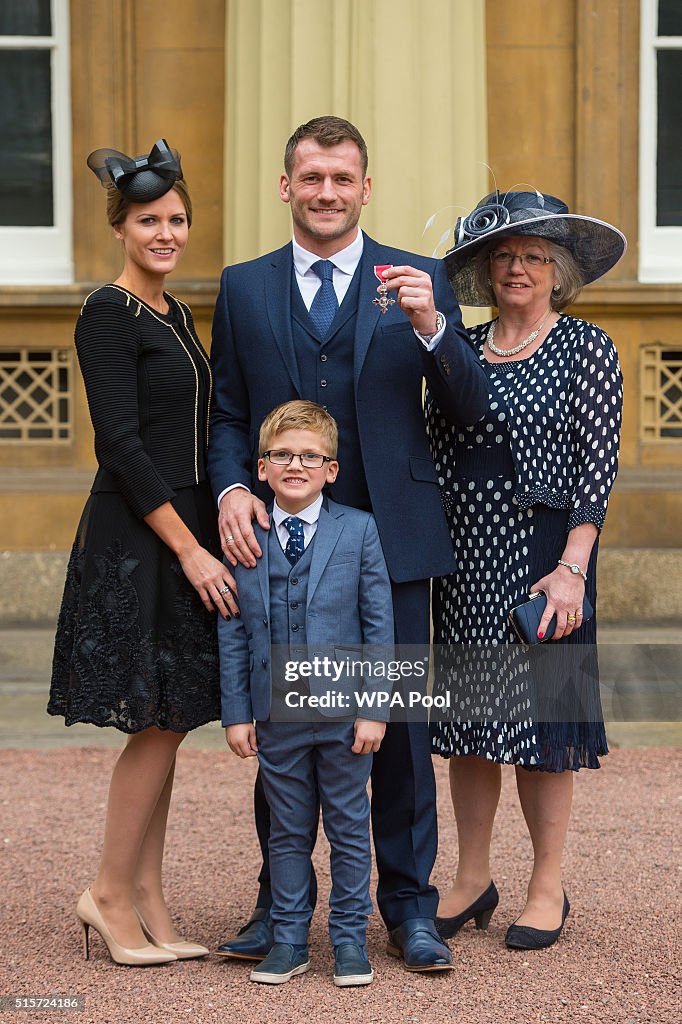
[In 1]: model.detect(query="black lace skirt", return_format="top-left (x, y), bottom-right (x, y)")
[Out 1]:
top-left (48, 482), bottom-right (221, 733)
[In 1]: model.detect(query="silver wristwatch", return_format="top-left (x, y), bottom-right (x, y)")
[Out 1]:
top-left (557, 559), bottom-right (587, 582)
top-left (419, 310), bottom-right (446, 342)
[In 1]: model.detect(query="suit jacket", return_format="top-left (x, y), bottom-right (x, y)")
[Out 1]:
top-left (218, 500), bottom-right (395, 725)
top-left (208, 233), bottom-right (489, 582)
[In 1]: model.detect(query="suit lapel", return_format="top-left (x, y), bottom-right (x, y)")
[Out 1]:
top-left (265, 243), bottom-right (302, 394)
top-left (354, 234), bottom-right (384, 381)
top-left (254, 521), bottom-right (271, 612)
top-left (307, 503), bottom-right (344, 606)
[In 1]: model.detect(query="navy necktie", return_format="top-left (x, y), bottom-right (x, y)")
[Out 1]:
top-left (282, 516), bottom-right (305, 566)
top-left (309, 260), bottom-right (339, 339)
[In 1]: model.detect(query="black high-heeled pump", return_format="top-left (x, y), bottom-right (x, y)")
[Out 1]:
top-left (435, 881), bottom-right (499, 940)
top-left (505, 891), bottom-right (570, 950)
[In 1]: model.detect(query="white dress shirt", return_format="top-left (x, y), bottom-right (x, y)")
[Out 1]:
top-left (272, 494), bottom-right (323, 551)
top-left (292, 230), bottom-right (364, 309)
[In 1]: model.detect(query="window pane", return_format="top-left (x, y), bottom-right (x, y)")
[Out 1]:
top-left (658, 1), bottom-right (682, 36)
top-left (0, 0), bottom-right (51, 36)
top-left (657, 50), bottom-right (682, 226)
top-left (0, 50), bottom-right (53, 226)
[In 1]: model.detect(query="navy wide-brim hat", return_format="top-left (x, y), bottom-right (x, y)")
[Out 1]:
top-left (444, 190), bottom-right (627, 306)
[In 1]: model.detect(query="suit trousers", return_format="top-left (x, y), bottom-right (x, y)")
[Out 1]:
top-left (254, 578), bottom-right (438, 929)
top-left (256, 719), bottom-right (373, 946)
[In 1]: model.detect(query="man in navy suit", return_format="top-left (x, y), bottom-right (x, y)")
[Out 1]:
top-left (208, 115), bottom-right (489, 971)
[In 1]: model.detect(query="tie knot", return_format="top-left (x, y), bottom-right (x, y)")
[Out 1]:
top-left (312, 259), bottom-right (335, 283)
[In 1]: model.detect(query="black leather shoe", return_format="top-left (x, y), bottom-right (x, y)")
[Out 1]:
top-left (386, 918), bottom-right (454, 972)
top-left (435, 881), bottom-right (499, 939)
top-left (505, 892), bottom-right (570, 950)
top-left (216, 908), bottom-right (273, 961)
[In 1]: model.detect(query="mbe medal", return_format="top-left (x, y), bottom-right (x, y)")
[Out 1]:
top-left (373, 264), bottom-right (395, 314)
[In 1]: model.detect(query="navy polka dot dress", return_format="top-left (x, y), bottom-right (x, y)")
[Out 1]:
top-left (425, 315), bottom-right (623, 772)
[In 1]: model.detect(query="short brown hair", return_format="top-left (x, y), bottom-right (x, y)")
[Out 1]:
top-left (473, 237), bottom-right (584, 311)
top-left (259, 400), bottom-right (338, 458)
top-left (284, 116), bottom-right (368, 178)
top-left (105, 178), bottom-right (193, 228)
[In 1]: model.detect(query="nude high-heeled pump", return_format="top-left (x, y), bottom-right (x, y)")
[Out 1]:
top-left (76, 888), bottom-right (177, 966)
top-left (136, 910), bottom-right (209, 959)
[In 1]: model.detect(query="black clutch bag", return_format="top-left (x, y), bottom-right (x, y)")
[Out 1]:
top-left (509, 591), bottom-right (594, 645)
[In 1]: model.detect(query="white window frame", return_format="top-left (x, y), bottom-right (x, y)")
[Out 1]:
top-left (0, 0), bottom-right (72, 285)
top-left (639, 0), bottom-right (682, 282)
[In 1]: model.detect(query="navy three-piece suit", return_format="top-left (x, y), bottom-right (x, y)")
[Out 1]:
top-left (208, 231), bottom-right (489, 928)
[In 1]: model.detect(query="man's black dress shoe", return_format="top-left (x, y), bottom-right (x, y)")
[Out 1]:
top-left (435, 881), bottom-right (499, 939)
top-left (505, 892), bottom-right (570, 950)
top-left (386, 918), bottom-right (454, 972)
top-left (216, 908), bottom-right (273, 961)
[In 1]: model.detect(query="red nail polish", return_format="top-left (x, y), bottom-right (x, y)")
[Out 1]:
top-left (537, 631), bottom-right (544, 639)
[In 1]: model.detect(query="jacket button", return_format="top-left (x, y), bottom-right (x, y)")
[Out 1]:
top-left (262, 617), bottom-right (268, 626)
top-left (320, 353), bottom-right (328, 362)
top-left (320, 379), bottom-right (327, 387)
top-left (291, 577), bottom-right (298, 585)
top-left (291, 623), bottom-right (299, 632)
top-left (261, 658), bottom-right (267, 668)
top-left (290, 602), bottom-right (298, 609)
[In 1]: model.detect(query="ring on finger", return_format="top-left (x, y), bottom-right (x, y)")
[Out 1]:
top-left (225, 534), bottom-right (234, 543)
top-left (567, 615), bottom-right (576, 623)
top-left (218, 585), bottom-right (232, 596)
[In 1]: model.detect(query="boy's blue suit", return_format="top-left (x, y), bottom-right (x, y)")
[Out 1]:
top-left (219, 500), bottom-right (394, 725)
top-left (219, 501), bottom-right (394, 947)
top-left (209, 232), bottom-right (489, 934)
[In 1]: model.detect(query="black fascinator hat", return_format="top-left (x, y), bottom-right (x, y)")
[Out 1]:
top-left (444, 190), bottom-right (627, 306)
top-left (87, 139), bottom-right (183, 202)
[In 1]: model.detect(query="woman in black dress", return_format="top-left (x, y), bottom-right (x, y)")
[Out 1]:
top-left (426, 191), bottom-right (625, 949)
top-left (48, 141), bottom-right (236, 964)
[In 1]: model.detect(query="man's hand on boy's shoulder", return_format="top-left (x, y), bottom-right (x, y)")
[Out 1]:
top-left (352, 718), bottom-right (386, 755)
top-left (226, 723), bottom-right (258, 757)
top-left (219, 488), bottom-right (270, 568)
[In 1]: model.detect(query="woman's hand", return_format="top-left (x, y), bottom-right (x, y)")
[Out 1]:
top-left (177, 544), bottom-right (239, 619)
top-left (531, 566), bottom-right (585, 641)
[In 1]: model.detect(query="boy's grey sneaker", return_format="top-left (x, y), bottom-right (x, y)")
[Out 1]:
top-left (249, 942), bottom-right (310, 984)
top-left (333, 943), bottom-right (374, 986)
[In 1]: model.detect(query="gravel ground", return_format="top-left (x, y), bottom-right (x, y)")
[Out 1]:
top-left (0, 746), bottom-right (679, 1024)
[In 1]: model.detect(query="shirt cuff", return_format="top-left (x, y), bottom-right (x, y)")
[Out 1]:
top-left (217, 482), bottom-right (250, 509)
top-left (414, 321), bottom-right (446, 351)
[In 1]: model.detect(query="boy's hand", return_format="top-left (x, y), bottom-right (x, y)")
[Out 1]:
top-left (352, 718), bottom-right (386, 754)
top-left (226, 723), bottom-right (258, 757)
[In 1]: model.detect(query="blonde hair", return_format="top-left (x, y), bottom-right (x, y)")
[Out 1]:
top-left (105, 179), bottom-right (193, 228)
top-left (259, 400), bottom-right (338, 458)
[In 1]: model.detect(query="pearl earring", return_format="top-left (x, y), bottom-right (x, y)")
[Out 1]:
top-left (553, 284), bottom-right (560, 292)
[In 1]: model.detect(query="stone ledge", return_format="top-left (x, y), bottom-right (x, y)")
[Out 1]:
top-left (1, 548), bottom-right (680, 626)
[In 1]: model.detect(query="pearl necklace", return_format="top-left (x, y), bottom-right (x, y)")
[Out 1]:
top-left (486, 313), bottom-right (551, 357)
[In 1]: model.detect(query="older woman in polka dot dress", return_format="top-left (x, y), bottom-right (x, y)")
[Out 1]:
top-left (426, 191), bottom-right (626, 950)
